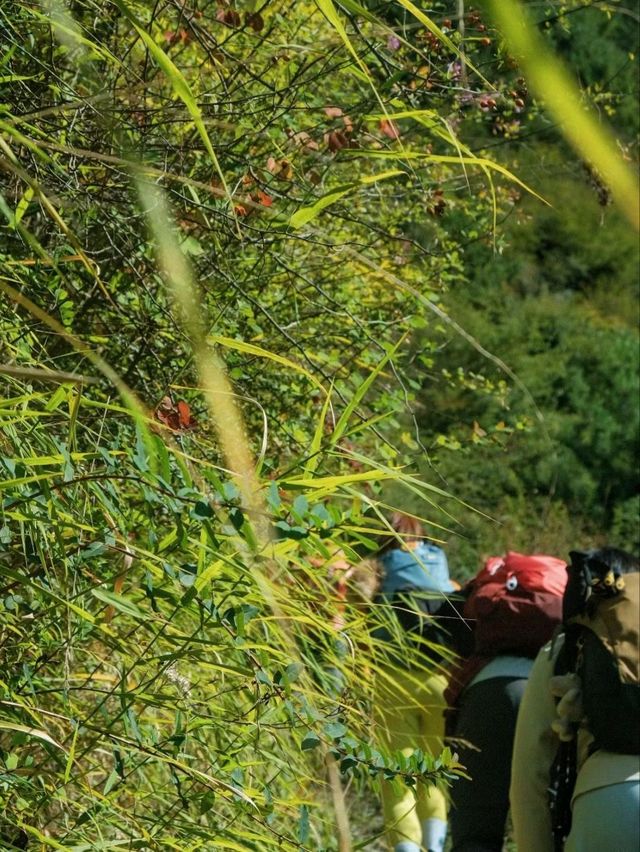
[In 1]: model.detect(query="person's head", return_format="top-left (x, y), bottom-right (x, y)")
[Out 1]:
top-left (378, 511), bottom-right (424, 554)
top-left (344, 558), bottom-right (380, 604)
top-left (569, 547), bottom-right (639, 577)
top-left (564, 546), bottom-right (639, 619)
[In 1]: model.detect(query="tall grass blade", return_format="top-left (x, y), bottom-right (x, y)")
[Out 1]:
top-left (486, 0), bottom-right (639, 230)
top-left (113, 0), bottom-right (234, 214)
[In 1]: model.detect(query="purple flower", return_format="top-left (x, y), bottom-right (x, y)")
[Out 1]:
top-left (387, 34), bottom-right (401, 51)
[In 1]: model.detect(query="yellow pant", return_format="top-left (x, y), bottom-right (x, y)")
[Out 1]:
top-left (374, 666), bottom-right (448, 850)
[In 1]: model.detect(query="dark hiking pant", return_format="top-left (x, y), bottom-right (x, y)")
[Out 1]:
top-left (449, 676), bottom-right (529, 852)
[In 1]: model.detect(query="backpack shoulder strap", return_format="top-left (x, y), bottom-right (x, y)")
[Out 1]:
top-left (548, 627), bottom-right (582, 850)
top-left (553, 623), bottom-right (582, 676)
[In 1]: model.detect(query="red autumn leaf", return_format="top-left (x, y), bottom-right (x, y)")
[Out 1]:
top-left (252, 190), bottom-right (273, 207)
top-left (324, 130), bottom-right (349, 152)
top-left (324, 107), bottom-right (354, 133)
top-left (379, 119), bottom-right (401, 140)
top-left (163, 28), bottom-right (190, 45)
top-left (177, 400), bottom-right (195, 429)
top-left (155, 396), bottom-right (179, 430)
top-left (154, 396), bottom-right (196, 431)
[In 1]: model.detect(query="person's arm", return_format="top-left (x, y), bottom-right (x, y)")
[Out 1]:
top-left (510, 640), bottom-right (560, 852)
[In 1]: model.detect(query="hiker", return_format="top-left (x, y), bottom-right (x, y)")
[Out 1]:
top-left (372, 512), bottom-right (460, 852)
top-left (510, 547), bottom-right (640, 852)
top-left (299, 545), bottom-right (382, 696)
top-left (445, 551), bottom-right (568, 852)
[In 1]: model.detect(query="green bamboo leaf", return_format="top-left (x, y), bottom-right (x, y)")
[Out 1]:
top-left (0, 119), bottom-right (56, 166)
top-left (195, 559), bottom-right (225, 592)
top-left (305, 381), bottom-right (336, 475)
top-left (112, 0), bottom-right (232, 209)
top-left (11, 824), bottom-right (69, 850)
top-left (35, 0), bottom-right (117, 63)
top-left (393, 0), bottom-right (492, 86)
top-left (0, 75), bottom-right (34, 84)
top-left (13, 185), bottom-right (33, 224)
top-left (289, 169), bottom-right (404, 229)
top-left (6, 452), bottom-right (99, 466)
top-left (210, 335), bottom-right (327, 394)
top-left (0, 721), bottom-right (66, 752)
top-left (281, 469), bottom-right (395, 491)
top-left (315, 0), bottom-right (370, 77)
top-left (91, 588), bottom-right (146, 620)
top-left (0, 471), bottom-right (60, 489)
top-left (347, 150), bottom-right (547, 205)
top-left (44, 385), bottom-right (69, 412)
top-left (64, 723), bottom-right (79, 784)
top-left (330, 335), bottom-right (407, 446)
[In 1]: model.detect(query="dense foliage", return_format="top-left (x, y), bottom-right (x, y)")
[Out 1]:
top-left (411, 5), bottom-right (639, 570)
top-left (0, 0), bottom-right (637, 849)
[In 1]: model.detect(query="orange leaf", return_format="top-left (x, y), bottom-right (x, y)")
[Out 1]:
top-left (154, 397), bottom-right (196, 431)
top-left (379, 119), bottom-right (401, 140)
top-left (177, 400), bottom-right (195, 429)
top-left (252, 190), bottom-right (273, 207)
top-left (324, 130), bottom-right (349, 152)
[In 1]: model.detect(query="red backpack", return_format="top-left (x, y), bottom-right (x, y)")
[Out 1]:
top-left (465, 551), bottom-right (568, 658)
top-left (445, 552), bottom-right (568, 717)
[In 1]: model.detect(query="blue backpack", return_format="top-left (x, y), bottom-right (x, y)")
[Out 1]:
top-left (374, 542), bottom-right (461, 662)
top-left (379, 541), bottom-right (455, 596)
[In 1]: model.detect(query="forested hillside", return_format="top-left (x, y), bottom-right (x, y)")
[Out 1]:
top-left (410, 6), bottom-right (639, 570)
top-left (0, 1), bottom-right (637, 848)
